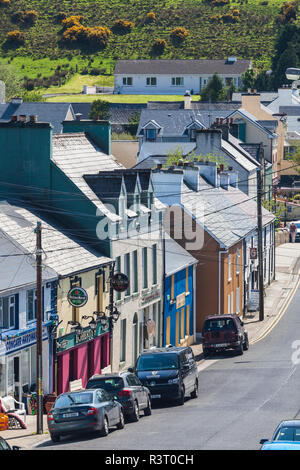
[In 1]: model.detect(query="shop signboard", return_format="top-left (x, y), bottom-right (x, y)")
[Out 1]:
top-left (140, 287), bottom-right (161, 307)
top-left (4, 326), bottom-right (49, 354)
top-left (67, 287), bottom-right (88, 308)
top-left (248, 289), bottom-right (259, 311)
top-left (111, 273), bottom-right (129, 292)
top-left (56, 323), bottom-right (108, 354)
top-left (250, 247), bottom-right (257, 260)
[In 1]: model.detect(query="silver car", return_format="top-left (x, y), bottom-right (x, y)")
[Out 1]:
top-left (47, 388), bottom-right (125, 443)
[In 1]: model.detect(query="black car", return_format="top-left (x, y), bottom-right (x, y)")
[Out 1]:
top-left (133, 346), bottom-right (199, 406)
top-left (86, 372), bottom-right (151, 422)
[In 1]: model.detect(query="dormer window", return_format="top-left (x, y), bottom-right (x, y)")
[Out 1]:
top-left (190, 129), bottom-right (197, 141)
top-left (146, 129), bottom-right (156, 141)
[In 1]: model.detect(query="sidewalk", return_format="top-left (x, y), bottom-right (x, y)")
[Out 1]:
top-left (191, 242), bottom-right (300, 365)
top-left (1, 243), bottom-right (300, 450)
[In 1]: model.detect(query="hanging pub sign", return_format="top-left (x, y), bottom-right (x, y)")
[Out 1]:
top-left (67, 286), bottom-right (88, 308)
top-left (111, 273), bottom-right (129, 292)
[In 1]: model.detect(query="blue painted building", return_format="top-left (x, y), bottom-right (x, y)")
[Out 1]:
top-left (164, 237), bottom-right (197, 347)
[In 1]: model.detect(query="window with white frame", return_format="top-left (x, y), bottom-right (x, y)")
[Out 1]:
top-left (171, 77), bottom-right (184, 86)
top-left (122, 77), bottom-right (133, 86)
top-left (0, 296), bottom-right (15, 329)
top-left (228, 254), bottom-right (232, 282)
top-left (236, 248), bottom-right (240, 275)
top-left (152, 244), bottom-right (157, 285)
top-left (146, 77), bottom-right (157, 86)
top-left (120, 319), bottom-right (127, 362)
top-left (146, 128), bottom-right (156, 141)
top-left (115, 256), bottom-right (121, 300)
top-left (27, 289), bottom-right (37, 322)
top-left (236, 287), bottom-right (240, 314)
top-left (142, 247), bottom-right (148, 289)
top-left (132, 250), bottom-right (138, 293)
top-left (124, 253), bottom-right (130, 296)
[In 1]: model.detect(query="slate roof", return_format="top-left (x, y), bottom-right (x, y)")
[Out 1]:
top-left (51, 133), bottom-right (124, 222)
top-left (191, 102), bottom-right (241, 111)
top-left (115, 59), bottom-right (251, 75)
top-left (71, 103), bottom-right (145, 124)
top-left (0, 201), bottom-right (112, 278)
top-left (0, 102), bottom-right (74, 134)
top-left (0, 228), bottom-right (56, 294)
top-left (221, 140), bottom-right (258, 173)
top-left (137, 109), bottom-right (205, 136)
top-left (279, 106), bottom-right (300, 116)
top-left (165, 235), bottom-right (197, 276)
top-left (134, 155), bottom-right (170, 169)
top-left (232, 92), bottom-right (278, 104)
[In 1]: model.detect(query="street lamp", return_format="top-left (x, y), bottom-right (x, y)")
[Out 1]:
top-left (67, 320), bottom-right (83, 335)
top-left (82, 315), bottom-right (97, 332)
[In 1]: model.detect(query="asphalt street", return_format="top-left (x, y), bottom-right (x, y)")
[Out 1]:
top-left (36, 283), bottom-right (300, 450)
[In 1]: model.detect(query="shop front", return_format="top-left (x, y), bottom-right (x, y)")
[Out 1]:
top-left (0, 324), bottom-right (52, 406)
top-left (56, 323), bottom-right (110, 395)
top-left (138, 286), bottom-right (162, 353)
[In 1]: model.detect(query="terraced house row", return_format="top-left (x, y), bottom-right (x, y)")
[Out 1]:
top-left (0, 94), bottom-right (276, 405)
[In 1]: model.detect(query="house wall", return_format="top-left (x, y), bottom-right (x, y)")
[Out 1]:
top-left (221, 241), bottom-right (243, 316)
top-left (164, 265), bottom-right (195, 347)
top-left (114, 74), bottom-right (243, 95)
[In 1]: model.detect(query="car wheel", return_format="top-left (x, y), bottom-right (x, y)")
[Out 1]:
top-left (130, 401), bottom-right (140, 422)
top-left (236, 339), bottom-right (244, 355)
top-left (203, 348), bottom-right (210, 358)
top-left (243, 333), bottom-right (249, 351)
top-left (191, 380), bottom-right (198, 399)
top-left (144, 398), bottom-right (152, 416)
top-left (116, 410), bottom-right (125, 429)
top-left (50, 433), bottom-right (60, 443)
top-left (177, 387), bottom-right (185, 406)
top-left (100, 416), bottom-right (109, 437)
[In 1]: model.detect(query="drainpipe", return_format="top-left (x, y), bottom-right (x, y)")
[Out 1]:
top-left (218, 248), bottom-right (229, 315)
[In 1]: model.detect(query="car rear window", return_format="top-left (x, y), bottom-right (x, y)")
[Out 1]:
top-left (136, 353), bottom-right (179, 371)
top-left (86, 377), bottom-right (124, 392)
top-left (54, 392), bottom-right (93, 408)
top-left (203, 318), bottom-right (237, 332)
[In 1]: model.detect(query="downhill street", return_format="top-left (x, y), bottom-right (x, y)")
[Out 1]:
top-left (36, 280), bottom-right (300, 451)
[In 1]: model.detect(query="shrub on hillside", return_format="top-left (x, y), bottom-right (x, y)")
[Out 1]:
top-left (62, 24), bottom-right (87, 42)
top-left (5, 30), bottom-right (26, 45)
top-left (62, 24), bottom-right (111, 48)
top-left (170, 27), bottom-right (188, 44)
top-left (145, 12), bottom-right (156, 23)
top-left (12, 10), bottom-right (38, 24)
top-left (152, 38), bottom-right (167, 54)
top-left (112, 19), bottom-right (134, 34)
top-left (61, 15), bottom-right (84, 29)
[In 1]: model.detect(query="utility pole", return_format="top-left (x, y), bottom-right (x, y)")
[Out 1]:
top-left (257, 146), bottom-right (264, 322)
top-left (35, 221), bottom-right (43, 434)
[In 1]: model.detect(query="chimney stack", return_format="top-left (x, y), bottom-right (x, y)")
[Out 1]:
top-left (184, 90), bottom-right (191, 110)
top-left (29, 115), bottom-right (38, 123)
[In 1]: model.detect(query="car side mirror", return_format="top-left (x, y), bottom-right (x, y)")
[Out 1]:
top-left (12, 446), bottom-right (21, 450)
top-left (240, 321), bottom-right (244, 326)
top-left (128, 367), bottom-right (134, 373)
top-left (260, 439), bottom-right (268, 445)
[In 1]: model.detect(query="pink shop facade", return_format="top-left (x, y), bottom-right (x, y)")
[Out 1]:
top-left (56, 325), bottom-right (110, 395)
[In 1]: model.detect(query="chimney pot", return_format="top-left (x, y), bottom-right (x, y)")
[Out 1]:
top-left (157, 163), bottom-right (162, 170)
top-left (220, 164), bottom-right (224, 171)
top-left (10, 115), bottom-right (17, 122)
top-left (75, 113), bottom-right (83, 121)
top-left (247, 88), bottom-right (251, 93)
top-left (29, 114), bottom-right (38, 123)
top-left (19, 115), bottom-right (27, 123)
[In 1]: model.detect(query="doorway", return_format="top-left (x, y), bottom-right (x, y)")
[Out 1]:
top-left (7, 355), bottom-right (21, 402)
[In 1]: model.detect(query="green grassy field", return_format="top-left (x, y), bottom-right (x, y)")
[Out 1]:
top-left (45, 93), bottom-right (200, 103)
top-left (0, 0), bottom-right (297, 97)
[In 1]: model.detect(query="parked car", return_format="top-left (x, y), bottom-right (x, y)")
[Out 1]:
top-left (0, 436), bottom-right (20, 450)
top-left (47, 388), bottom-right (125, 443)
top-left (132, 346), bottom-right (198, 406)
top-left (260, 420), bottom-right (300, 450)
top-left (202, 314), bottom-right (249, 357)
top-left (86, 372), bottom-right (151, 422)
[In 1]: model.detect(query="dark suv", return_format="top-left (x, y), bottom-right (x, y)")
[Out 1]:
top-left (202, 314), bottom-right (249, 357)
top-left (86, 372), bottom-right (151, 422)
top-left (133, 346), bottom-right (198, 406)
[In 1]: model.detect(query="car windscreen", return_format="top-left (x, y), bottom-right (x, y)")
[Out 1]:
top-left (54, 392), bottom-right (93, 408)
top-left (0, 437), bottom-right (10, 450)
top-left (136, 353), bottom-right (179, 371)
top-left (203, 319), bottom-right (236, 332)
top-left (295, 224), bottom-right (300, 229)
top-left (86, 377), bottom-right (124, 392)
top-left (274, 426), bottom-right (300, 441)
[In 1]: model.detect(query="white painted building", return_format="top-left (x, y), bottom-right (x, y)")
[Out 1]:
top-left (114, 58), bottom-right (251, 95)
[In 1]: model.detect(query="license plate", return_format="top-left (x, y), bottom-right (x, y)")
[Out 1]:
top-left (62, 412), bottom-right (79, 418)
top-left (214, 343), bottom-right (229, 348)
top-left (151, 394), bottom-right (161, 399)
